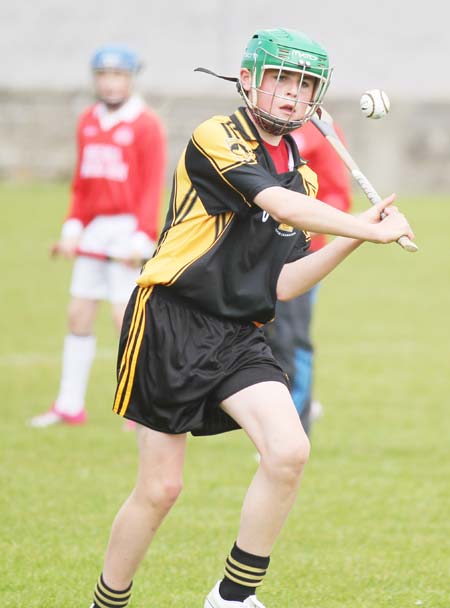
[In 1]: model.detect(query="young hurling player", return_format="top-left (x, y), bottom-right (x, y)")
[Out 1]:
top-left (264, 120), bottom-right (352, 433)
top-left (87, 29), bottom-right (413, 608)
top-left (30, 45), bottom-right (166, 428)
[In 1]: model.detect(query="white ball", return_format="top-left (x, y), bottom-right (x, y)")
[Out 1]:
top-left (359, 89), bottom-right (390, 119)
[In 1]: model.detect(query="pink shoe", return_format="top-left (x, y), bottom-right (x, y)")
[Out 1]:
top-left (56, 406), bottom-right (87, 425)
top-left (29, 404), bottom-right (87, 428)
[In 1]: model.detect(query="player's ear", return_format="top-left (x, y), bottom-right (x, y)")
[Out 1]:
top-left (240, 68), bottom-right (251, 92)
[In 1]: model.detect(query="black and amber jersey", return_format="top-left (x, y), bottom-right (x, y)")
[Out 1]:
top-left (137, 107), bottom-right (318, 324)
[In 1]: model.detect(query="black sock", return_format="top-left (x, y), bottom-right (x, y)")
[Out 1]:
top-left (219, 542), bottom-right (270, 601)
top-left (92, 574), bottom-right (132, 608)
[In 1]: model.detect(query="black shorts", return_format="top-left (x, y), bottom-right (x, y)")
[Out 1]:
top-left (112, 285), bottom-right (288, 436)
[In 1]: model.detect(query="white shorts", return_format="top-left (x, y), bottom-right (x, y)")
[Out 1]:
top-left (70, 215), bottom-right (140, 304)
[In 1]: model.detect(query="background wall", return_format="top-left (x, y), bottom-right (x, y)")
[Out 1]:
top-left (1, 0), bottom-right (449, 193)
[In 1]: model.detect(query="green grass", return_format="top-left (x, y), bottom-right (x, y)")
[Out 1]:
top-left (1, 183), bottom-right (449, 607)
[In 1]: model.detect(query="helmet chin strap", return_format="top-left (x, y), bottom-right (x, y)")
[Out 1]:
top-left (249, 106), bottom-right (304, 136)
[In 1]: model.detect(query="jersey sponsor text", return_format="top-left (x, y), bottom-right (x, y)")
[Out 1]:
top-left (80, 144), bottom-right (129, 181)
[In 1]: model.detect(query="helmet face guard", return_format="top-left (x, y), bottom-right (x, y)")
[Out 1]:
top-left (240, 29), bottom-right (333, 135)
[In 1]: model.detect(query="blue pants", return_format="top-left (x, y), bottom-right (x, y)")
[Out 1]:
top-left (264, 286), bottom-right (318, 433)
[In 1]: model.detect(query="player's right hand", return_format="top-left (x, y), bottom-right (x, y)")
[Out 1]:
top-left (51, 238), bottom-right (79, 258)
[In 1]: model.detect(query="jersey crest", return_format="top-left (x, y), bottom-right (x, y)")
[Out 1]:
top-left (225, 137), bottom-right (256, 163)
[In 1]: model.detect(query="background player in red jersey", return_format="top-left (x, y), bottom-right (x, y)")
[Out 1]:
top-left (30, 45), bottom-right (166, 428)
top-left (264, 120), bottom-right (351, 433)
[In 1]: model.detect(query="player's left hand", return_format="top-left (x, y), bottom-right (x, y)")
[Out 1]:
top-left (51, 238), bottom-right (80, 258)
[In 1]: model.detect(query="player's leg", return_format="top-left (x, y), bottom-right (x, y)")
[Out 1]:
top-left (224, 381), bottom-right (308, 553)
top-left (91, 425), bottom-right (186, 607)
top-left (206, 381), bottom-right (308, 606)
top-left (52, 256), bottom-right (109, 421)
top-left (29, 291), bottom-right (100, 427)
top-left (55, 295), bottom-right (99, 414)
top-left (111, 301), bottom-right (127, 331)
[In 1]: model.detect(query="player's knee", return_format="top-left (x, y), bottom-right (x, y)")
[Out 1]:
top-left (263, 433), bottom-right (310, 483)
top-left (67, 299), bottom-right (96, 334)
top-left (159, 478), bottom-right (183, 507)
top-left (68, 316), bottom-right (91, 335)
top-left (136, 476), bottom-right (183, 512)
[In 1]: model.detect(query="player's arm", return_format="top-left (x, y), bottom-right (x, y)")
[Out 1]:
top-left (276, 199), bottom-right (412, 301)
top-left (254, 187), bottom-right (413, 244)
top-left (277, 236), bottom-right (360, 301)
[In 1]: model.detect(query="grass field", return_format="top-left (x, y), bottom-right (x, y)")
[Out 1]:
top-left (1, 182), bottom-right (449, 608)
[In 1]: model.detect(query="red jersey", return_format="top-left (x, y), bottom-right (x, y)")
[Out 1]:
top-left (67, 96), bottom-right (166, 241)
top-left (262, 139), bottom-right (289, 173)
top-left (291, 120), bottom-right (351, 251)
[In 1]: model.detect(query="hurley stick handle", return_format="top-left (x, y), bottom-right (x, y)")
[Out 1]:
top-left (310, 114), bottom-right (418, 253)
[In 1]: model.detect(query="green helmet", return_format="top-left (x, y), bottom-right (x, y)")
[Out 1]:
top-left (240, 28), bottom-right (332, 135)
